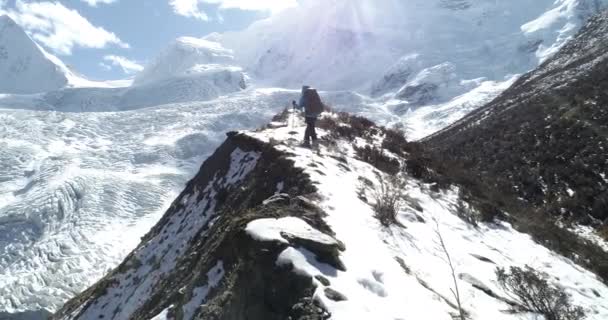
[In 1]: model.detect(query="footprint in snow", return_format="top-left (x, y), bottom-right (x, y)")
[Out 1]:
top-left (372, 270), bottom-right (385, 284)
top-left (358, 277), bottom-right (388, 297)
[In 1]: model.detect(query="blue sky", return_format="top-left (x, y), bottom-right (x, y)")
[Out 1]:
top-left (0, 0), bottom-right (296, 80)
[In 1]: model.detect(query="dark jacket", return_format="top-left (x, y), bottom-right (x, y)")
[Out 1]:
top-left (296, 86), bottom-right (321, 118)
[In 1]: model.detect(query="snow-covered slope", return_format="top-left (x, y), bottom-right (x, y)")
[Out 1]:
top-left (219, 0), bottom-right (608, 106)
top-left (54, 112), bottom-right (608, 320)
top-left (130, 37), bottom-right (247, 104)
top-left (0, 15), bottom-right (134, 94)
top-left (0, 15), bottom-right (68, 94)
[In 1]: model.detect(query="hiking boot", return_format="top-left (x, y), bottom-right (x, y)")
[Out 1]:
top-left (300, 141), bottom-right (311, 148)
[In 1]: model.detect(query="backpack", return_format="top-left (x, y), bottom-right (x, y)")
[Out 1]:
top-left (304, 88), bottom-right (324, 116)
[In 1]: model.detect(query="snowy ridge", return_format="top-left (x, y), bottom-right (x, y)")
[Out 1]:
top-left (58, 146), bottom-right (259, 320)
top-left (0, 86), bottom-right (388, 315)
top-left (55, 111), bottom-right (608, 319)
top-left (245, 113), bottom-right (608, 319)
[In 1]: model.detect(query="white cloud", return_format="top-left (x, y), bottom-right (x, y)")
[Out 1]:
top-left (169, 0), bottom-right (209, 20)
top-left (205, 0), bottom-right (298, 12)
top-left (99, 62), bottom-right (112, 70)
top-left (169, 0), bottom-right (297, 20)
top-left (103, 55), bottom-right (144, 74)
top-left (81, 0), bottom-right (118, 7)
top-left (0, 1), bottom-right (129, 55)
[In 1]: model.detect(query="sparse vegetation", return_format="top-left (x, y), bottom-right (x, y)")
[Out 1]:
top-left (355, 145), bottom-right (400, 175)
top-left (381, 128), bottom-right (409, 156)
top-left (401, 140), bottom-right (608, 283)
top-left (271, 107), bottom-right (290, 122)
top-left (455, 200), bottom-right (478, 228)
top-left (317, 112), bottom-right (378, 141)
top-left (496, 266), bottom-right (586, 320)
top-left (372, 174), bottom-right (406, 227)
top-left (599, 225), bottom-right (608, 241)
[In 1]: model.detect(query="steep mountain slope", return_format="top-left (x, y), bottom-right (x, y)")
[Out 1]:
top-left (425, 10), bottom-right (608, 224)
top-left (54, 112), bottom-right (608, 320)
top-left (0, 15), bottom-right (68, 94)
top-left (417, 10), bottom-right (608, 284)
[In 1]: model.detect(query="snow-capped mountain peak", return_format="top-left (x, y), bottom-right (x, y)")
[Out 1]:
top-left (133, 37), bottom-right (240, 86)
top-left (0, 14), bottom-right (69, 94)
top-left (219, 0), bottom-right (608, 94)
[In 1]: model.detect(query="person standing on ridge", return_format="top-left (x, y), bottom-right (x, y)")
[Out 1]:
top-left (292, 85), bottom-right (324, 147)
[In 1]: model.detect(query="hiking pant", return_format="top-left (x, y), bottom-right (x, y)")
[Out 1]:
top-left (304, 117), bottom-right (318, 143)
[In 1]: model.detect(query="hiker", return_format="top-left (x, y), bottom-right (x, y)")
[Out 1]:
top-left (293, 86), bottom-right (324, 147)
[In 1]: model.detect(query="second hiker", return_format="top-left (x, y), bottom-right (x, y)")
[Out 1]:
top-left (293, 86), bottom-right (324, 147)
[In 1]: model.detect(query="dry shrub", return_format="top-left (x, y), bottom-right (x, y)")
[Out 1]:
top-left (373, 175), bottom-right (406, 227)
top-left (355, 145), bottom-right (400, 175)
top-left (382, 129), bottom-right (409, 156)
top-left (496, 266), bottom-right (586, 320)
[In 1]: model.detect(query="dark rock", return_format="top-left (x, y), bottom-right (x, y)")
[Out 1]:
top-left (470, 254), bottom-right (495, 264)
top-left (280, 232), bottom-right (346, 271)
top-left (289, 297), bottom-right (331, 320)
top-left (292, 196), bottom-right (322, 212)
top-left (263, 193), bottom-right (291, 206)
top-left (315, 275), bottom-right (331, 286)
top-left (396, 83), bottom-right (438, 105)
top-left (324, 288), bottom-right (348, 302)
top-left (394, 257), bottom-right (412, 275)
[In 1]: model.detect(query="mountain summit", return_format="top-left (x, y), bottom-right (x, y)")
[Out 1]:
top-left (0, 15), bottom-right (69, 94)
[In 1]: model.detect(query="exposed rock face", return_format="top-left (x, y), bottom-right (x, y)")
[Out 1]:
top-left (53, 132), bottom-right (338, 320)
top-left (425, 10), bottom-right (608, 224)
